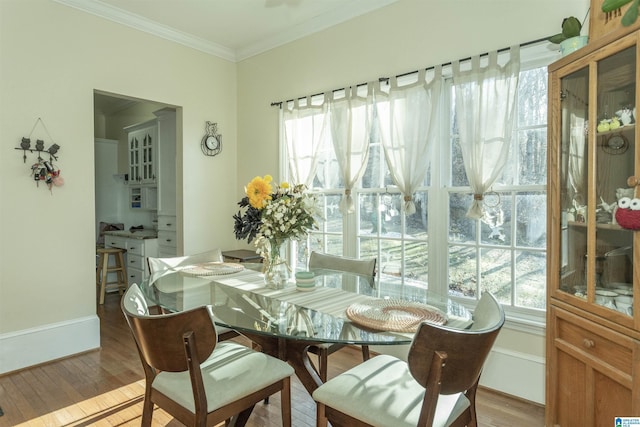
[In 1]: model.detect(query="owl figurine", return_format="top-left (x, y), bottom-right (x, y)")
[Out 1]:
top-left (615, 197), bottom-right (640, 230)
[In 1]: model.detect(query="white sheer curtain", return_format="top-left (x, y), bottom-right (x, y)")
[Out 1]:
top-left (452, 46), bottom-right (520, 219)
top-left (283, 95), bottom-right (329, 187)
top-left (329, 84), bottom-right (375, 214)
top-left (376, 67), bottom-right (443, 214)
top-left (563, 78), bottom-right (588, 207)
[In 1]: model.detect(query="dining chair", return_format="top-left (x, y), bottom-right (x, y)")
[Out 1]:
top-left (147, 248), bottom-right (224, 274)
top-left (307, 251), bottom-right (377, 382)
top-left (312, 291), bottom-right (504, 427)
top-left (121, 283), bottom-right (294, 427)
top-left (308, 251), bottom-right (377, 278)
top-left (147, 249), bottom-right (239, 341)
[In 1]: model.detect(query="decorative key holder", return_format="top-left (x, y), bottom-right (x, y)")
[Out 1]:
top-left (14, 118), bottom-right (64, 193)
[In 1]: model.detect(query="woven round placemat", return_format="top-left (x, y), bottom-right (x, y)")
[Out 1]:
top-left (180, 262), bottom-right (244, 276)
top-left (346, 299), bottom-right (447, 332)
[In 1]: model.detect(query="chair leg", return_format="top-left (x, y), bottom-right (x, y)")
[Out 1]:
top-left (99, 252), bottom-right (109, 305)
top-left (361, 345), bottom-right (370, 361)
top-left (281, 377), bottom-right (291, 427)
top-left (316, 402), bottom-right (328, 427)
top-left (140, 396), bottom-right (154, 427)
top-left (95, 252), bottom-right (103, 289)
top-left (319, 347), bottom-right (328, 382)
top-left (116, 250), bottom-right (127, 294)
top-left (233, 404), bottom-right (256, 426)
top-left (465, 377), bottom-right (481, 427)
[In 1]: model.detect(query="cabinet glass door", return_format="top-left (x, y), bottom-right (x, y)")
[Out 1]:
top-left (559, 66), bottom-right (589, 299)
top-left (141, 129), bottom-right (155, 183)
top-left (558, 45), bottom-right (637, 322)
top-left (129, 134), bottom-right (140, 182)
top-left (594, 46), bottom-right (635, 318)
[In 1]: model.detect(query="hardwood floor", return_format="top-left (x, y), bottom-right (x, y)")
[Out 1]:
top-left (0, 292), bottom-right (545, 426)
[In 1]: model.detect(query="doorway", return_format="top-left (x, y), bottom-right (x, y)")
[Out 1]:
top-left (93, 90), bottom-right (181, 261)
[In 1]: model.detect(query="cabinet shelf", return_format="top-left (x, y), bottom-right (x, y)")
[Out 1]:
top-left (567, 220), bottom-right (629, 231)
top-left (595, 123), bottom-right (635, 138)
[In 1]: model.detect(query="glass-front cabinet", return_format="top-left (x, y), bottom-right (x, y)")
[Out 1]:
top-left (556, 44), bottom-right (637, 323)
top-left (547, 32), bottom-right (640, 426)
top-left (126, 120), bottom-right (157, 185)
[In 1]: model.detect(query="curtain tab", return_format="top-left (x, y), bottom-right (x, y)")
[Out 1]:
top-left (432, 64), bottom-right (442, 80)
top-left (489, 50), bottom-right (498, 66)
top-left (472, 55), bottom-right (480, 70)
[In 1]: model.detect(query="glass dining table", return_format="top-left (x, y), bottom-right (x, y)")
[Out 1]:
top-left (139, 262), bottom-right (473, 395)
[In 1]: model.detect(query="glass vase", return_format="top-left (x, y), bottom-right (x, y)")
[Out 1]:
top-left (263, 239), bottom-right (290, 289)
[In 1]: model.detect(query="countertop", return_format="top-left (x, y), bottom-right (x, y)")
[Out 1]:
top-left (103, 229), bottom-right (158, 240)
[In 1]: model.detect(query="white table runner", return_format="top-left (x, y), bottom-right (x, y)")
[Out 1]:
top-left (209, 269), bottom-right (473, 330)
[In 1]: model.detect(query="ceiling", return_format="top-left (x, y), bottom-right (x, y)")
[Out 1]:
top-left (56, 0), bottom-right (397, 62)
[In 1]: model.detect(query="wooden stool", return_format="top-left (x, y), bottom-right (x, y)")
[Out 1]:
top-left (96, 247), bottom-right (128, 305)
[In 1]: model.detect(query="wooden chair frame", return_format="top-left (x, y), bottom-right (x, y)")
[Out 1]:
top-left (121, 284), bottom-right (292, 427)
top-left (307, 251), bottom-right (377, 381)
top-left (315, 292), bottom-right (504, 427)
top-left (146, 249), bottom-right (239, 341)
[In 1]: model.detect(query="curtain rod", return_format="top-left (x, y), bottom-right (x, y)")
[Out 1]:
top-left (270, 36), bottom-right (550, 107)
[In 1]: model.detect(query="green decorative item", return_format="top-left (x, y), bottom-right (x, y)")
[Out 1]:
top-left (602, 0), bottom-right (639, 27)
top-left (548, 16), bottom-right (583, 44)
top-left (548, 14), bottom-right (590, 57)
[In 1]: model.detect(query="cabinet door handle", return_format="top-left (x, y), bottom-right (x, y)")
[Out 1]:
top-left (165, 223), bottom-right (172, 227)
top-left (582, 338), bottom-right (595, 348)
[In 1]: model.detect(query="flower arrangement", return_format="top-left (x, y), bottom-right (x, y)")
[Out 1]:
top-left (233, 174), bottom-right (320, 260)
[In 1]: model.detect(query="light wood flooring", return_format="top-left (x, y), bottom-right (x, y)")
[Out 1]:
top-left (0, 292), bottom-right (545, 426)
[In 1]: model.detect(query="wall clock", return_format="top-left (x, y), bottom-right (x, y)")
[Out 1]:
top-left (201, 121), bottom-right (222, 156)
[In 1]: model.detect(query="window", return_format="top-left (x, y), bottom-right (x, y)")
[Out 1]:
top-left (446, 65), bottom-right (548, 312)
top-left (284, 43), bottom-right (554, 322)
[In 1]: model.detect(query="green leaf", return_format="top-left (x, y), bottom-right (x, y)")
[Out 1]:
top-left (602, 0), bottom-right (633, 13)
top-left (562, 16), bottom-right (582, 38)
top-left (622, 0), bottom-right (640, 26)
top-left (548, 33), bottom-right (566, 44)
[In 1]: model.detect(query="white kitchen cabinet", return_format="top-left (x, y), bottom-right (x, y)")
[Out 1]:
top-left (154, 108), bottom-right (177, 216)
top-left (105, 234), bottom-right (158, 285)
top-left (104, 235), bottom-right (127, 250)
top-left (157, 214), bottom-right (177, 257)
top-left (126, 120), bottom-right (157, 184)
top-left (129, 186), bottom-right (157, 210)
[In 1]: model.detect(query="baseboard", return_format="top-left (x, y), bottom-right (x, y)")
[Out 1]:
top-left (479, 346), bottom-right (546, 405)
top-left (0, 315), bottom-right (100, 375)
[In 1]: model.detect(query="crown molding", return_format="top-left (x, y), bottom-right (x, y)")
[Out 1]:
top-left (235, 0), bottom-right (397, 61)
top-left (54, 0), bottom-right (237, 61)
top-left (54, 0), bottom-right (396, 62)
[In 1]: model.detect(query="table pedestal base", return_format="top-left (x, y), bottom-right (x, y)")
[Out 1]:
top-left (241, 332), bottom-right (323, 395)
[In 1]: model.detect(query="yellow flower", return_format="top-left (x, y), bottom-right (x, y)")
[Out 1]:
top-left (246, 175), bottom-right (273, 209)
top-left (280, 182), bottom-right (290, 189)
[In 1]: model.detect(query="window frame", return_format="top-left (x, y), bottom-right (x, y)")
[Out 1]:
top-left (281, 42), bottom-right (557, 331)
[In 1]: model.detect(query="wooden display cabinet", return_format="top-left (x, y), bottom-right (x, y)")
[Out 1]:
top-left (546, 26), bottom-right (640, 426)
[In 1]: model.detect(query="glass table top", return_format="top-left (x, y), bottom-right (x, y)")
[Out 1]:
top-left (140, 264), bottom-right (473, 346)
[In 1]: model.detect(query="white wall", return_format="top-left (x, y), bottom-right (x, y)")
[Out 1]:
top-left (0, 0), bottom-right (238, 373)
top-left (236, 0), bottom-right (590, 403)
